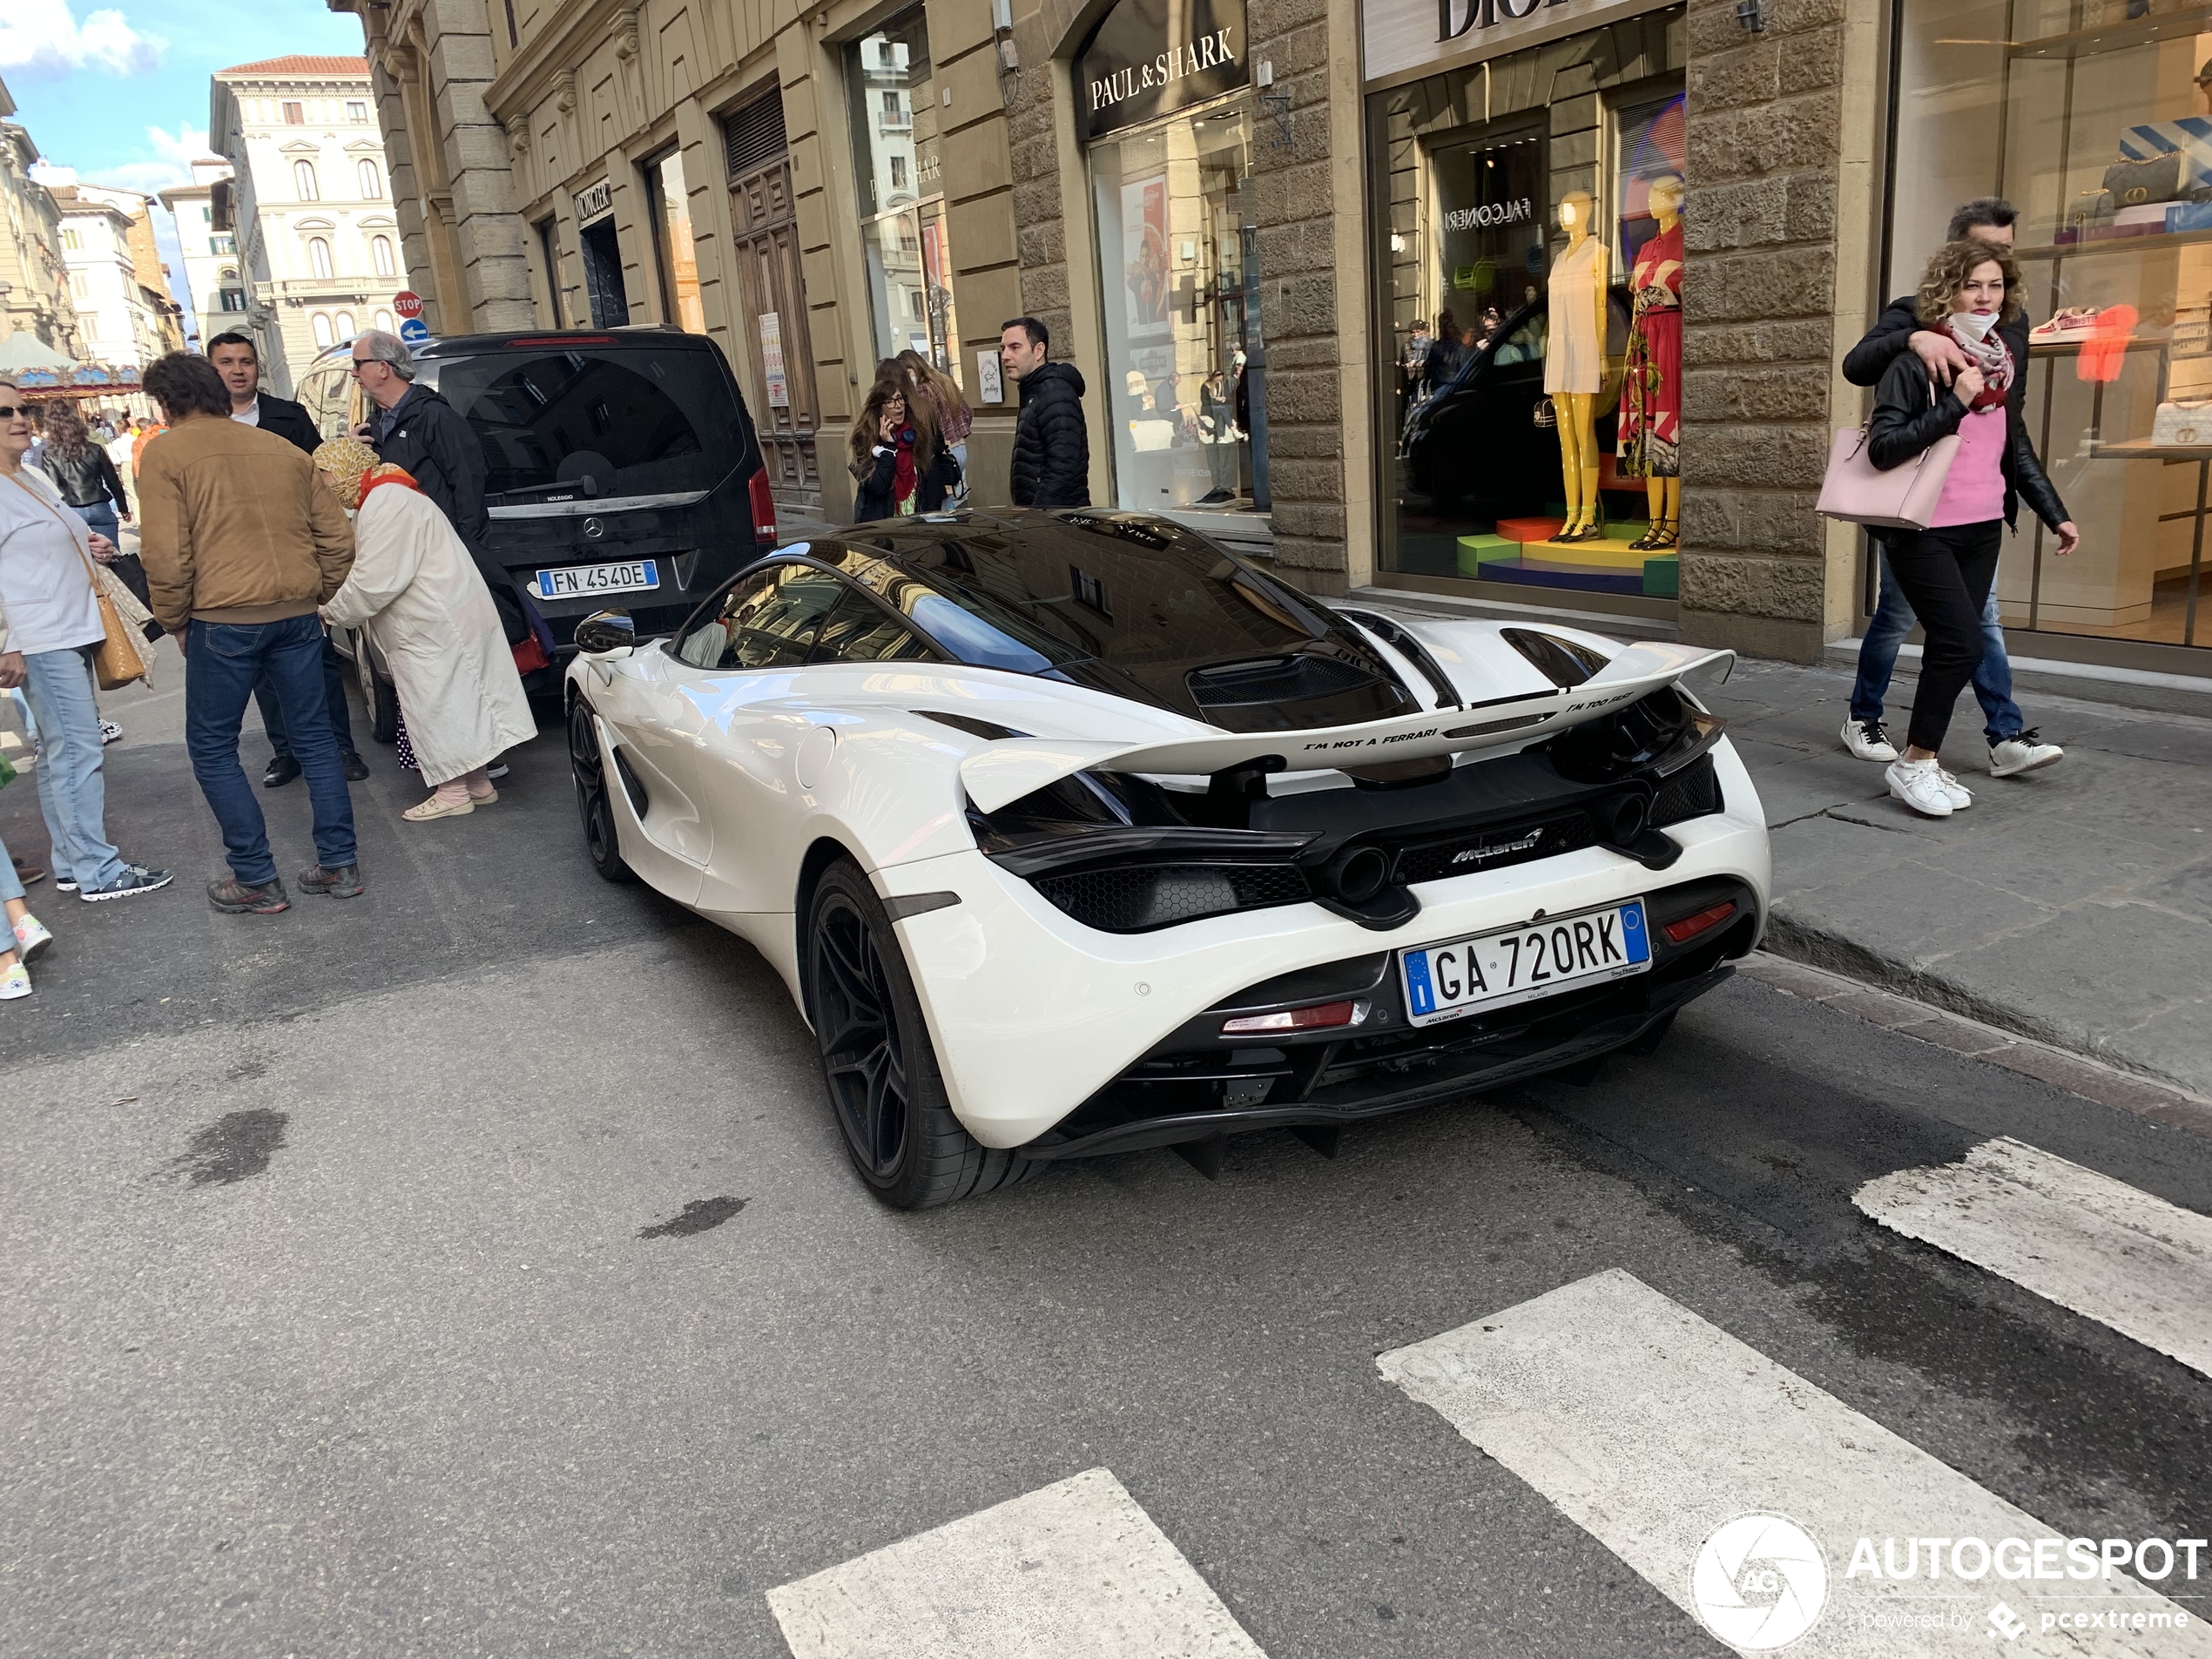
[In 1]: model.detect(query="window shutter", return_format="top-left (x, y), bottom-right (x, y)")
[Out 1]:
top-left (724, 91), bottom-right (787, 180)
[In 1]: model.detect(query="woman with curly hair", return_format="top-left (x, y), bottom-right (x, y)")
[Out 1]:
top-left (848, 368), bottom-right (960, 522)
top-left (896, 349), bottom-right (973, 502)
top-left (1865, 239), bottom-right (2077, 819)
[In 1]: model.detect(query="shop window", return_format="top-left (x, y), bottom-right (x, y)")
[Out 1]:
top-left (1370, 7), bottom-right (1686, 610)
top-left (1890, 0), bottom-right (2211, 651)
top-left (846, 6), bottom-right (961, 378)
top-left (1089, 101), bottom-right (1261, 513)
top-left (647, 149), bottom-right (705, 334)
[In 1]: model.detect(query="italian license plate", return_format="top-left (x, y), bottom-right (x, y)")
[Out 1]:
top-left (536, 558), bottom-right (660, 599)
top-left (1399, 900), bottom-right (1650, 1027)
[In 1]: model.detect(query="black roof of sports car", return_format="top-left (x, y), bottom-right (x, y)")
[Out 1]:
top-left (793, 509), bottom-right (1420, 733)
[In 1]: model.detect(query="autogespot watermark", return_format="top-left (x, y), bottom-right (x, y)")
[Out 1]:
top-left (1689, 1517), bottom-right (2207, 1650)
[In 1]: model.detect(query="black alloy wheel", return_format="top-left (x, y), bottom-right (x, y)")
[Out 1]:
top-left (568, 699), bottom-right (631, 884)
top-left (355, 634), bottom-right (401, 745)
top-left (806, 859), bottom-right (1033, 1209)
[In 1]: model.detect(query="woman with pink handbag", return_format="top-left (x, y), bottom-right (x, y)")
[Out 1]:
top-left (1862, 239), bottom-right (2078, 819)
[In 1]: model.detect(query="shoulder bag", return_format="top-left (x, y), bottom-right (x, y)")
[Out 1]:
top-left (1815, 382), bottom-right (1962, 530)
top-left (1, 469), bottom-right (152, 689)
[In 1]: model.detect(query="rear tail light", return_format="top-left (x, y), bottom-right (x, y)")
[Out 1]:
top-left (749, 468), bottom-right (778, 544)
top-left (1661, 900), bottom-right (1737, 945)
top-left (1222, 1000), bottom-right (1366, 1036)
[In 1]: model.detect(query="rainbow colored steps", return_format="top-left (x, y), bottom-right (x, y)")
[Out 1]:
top-left (1459, 528), bottom-right (1677, 597)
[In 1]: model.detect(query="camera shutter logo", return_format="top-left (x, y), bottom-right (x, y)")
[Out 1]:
top-left (1689, 1513), bottom-right (1828, 1650)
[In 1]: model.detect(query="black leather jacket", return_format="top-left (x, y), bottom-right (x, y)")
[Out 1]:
top-left (38, 446), bottom-right (128, 511)
top-left (1849, 298), bottom-right (2066, 533)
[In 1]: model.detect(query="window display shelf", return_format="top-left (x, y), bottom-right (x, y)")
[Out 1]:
top-left (2006, 8), bottom-right (2212, 63)
top-left (2018, 226), bottom-right (2212, 260)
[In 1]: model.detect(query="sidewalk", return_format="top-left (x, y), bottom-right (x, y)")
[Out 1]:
top-left (1701, 658), bottom-right (2212, 1101)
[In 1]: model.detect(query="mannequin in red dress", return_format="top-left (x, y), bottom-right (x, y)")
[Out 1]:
top-left (1620, 174), bottom-right (1684, 550)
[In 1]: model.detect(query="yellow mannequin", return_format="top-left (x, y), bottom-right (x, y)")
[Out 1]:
top-left (1642, 176), bottom-right (1683, 543)
top-left (1546, 191), bottom-right (1608, 543)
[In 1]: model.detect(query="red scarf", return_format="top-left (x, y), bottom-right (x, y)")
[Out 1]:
top-left (355, 462), bottom-right (422, 509)
top-left (891, 428), bottom-right (917, 508)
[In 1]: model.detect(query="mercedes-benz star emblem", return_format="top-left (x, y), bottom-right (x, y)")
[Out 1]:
top-left (582, 517), bottom-right (604, 539)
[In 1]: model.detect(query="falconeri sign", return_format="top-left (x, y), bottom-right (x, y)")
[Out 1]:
top-left (1076, 0), bottom-right (1249, 141)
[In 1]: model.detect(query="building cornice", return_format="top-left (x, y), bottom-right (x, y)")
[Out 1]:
top-left (484, 0), bottom-right (639, 124)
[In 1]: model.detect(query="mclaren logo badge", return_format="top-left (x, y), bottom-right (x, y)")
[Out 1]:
top-left (1450, 828), bottom-right (1542, 865)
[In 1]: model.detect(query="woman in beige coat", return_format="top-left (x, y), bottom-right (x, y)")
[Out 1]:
top-left (313, 438), bottom-right (536, 820)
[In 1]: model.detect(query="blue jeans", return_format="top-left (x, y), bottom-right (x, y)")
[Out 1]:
top-left (21, 646), bottom-right (129, 891)
top-left (253, 634), bottom-right (354, 762)
top-left (0, 824), bottom-right (24, 905)
top-left (71, 502), bottom-right (119, 544)
top-left (185, 615), bottom-right (357, 883)
top-left (1849, 552), bottom-right (2022, 744)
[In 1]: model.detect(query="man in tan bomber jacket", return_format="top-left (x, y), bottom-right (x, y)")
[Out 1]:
top-left (135, 353), bottom-right (363, 915)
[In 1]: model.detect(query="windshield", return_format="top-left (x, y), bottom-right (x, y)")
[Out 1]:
top-left (419, 346), bottom-right (742, 504)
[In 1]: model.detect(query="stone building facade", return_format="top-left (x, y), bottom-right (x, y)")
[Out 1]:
top-left (336, 0), bottom-right (1027, 520)
top-left (0, 79), bottom-right (82, 358)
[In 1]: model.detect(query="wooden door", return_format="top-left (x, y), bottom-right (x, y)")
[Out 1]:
top-left (728, 102), bottom-right (818, 506)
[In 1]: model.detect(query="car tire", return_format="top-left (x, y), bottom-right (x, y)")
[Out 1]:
top-left (568, 699), bottom-right (633, 885)
top-left (355, 636), bottom-right (401, 745)
top-left (806, 858), bottom-right (1034, 1210)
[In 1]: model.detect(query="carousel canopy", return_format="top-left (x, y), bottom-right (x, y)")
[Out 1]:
top-left (0, 332), bottom-right (141, 393)
top-left (0, 332), bottom-right (76, 372)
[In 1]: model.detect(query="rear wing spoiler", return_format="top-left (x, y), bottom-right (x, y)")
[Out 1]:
top-left (961, 642), bottom-right (1732, 813)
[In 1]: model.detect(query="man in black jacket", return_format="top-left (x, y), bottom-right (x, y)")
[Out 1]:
top-left (1836, 197), bottom-right (2064, 782)
top-left (206, 331), bottom-right (368, 787)
top-left (352, 330), bottom-right (529, 652)
top-left (1001, 317), bottom-right (1090, 509)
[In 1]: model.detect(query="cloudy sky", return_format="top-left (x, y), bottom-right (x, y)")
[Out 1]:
top-left (2, 0), bottom-right (367, 343)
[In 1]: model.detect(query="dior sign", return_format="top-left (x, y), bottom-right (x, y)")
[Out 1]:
top-left (1076, 0), bottom-right (1249, 141)
top-left (1364, 0), bottom-right (1644, 84)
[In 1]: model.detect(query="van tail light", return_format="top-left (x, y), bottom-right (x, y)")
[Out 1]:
top-left (749, 468), bottom-right (778, 545)
top-left (1661, 900), bottom-right (1737, 945)
top-left (1221, 1000), bottom-right (1366, 1036)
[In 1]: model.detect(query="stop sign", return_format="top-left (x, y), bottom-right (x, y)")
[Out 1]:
top-left (393, 291), bottom-right (424, 320)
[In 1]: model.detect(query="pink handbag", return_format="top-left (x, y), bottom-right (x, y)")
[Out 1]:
top-left (1816, 389), bottom-right (1960, 530)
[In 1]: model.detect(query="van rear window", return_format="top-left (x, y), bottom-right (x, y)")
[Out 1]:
top-left (420, 347), bottom-right (741, 504)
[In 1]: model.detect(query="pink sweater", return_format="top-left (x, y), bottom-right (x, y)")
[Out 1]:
top-left (1929, 401), bottom-right (2006, 528)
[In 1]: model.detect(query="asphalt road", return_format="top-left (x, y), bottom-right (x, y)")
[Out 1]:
top-left (4, 678), bottom-right (2209, 1657)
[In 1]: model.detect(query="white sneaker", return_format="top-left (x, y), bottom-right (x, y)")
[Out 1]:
top-left (1989, 729), bottom-right (2063, 777)
top-left (0, 961), bottom-right (28, 1000)
top-left (1886, 757), bottom-right (1955, 817)
top-left (10, 912), bottom-right (52, 963)
top-left (1842, 717), bottom-right (1899, 762)
top-left (1935, 768), bottom-right (1973, 810)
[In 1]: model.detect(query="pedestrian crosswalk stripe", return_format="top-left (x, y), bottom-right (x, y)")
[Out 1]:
top-left (765, 1467), bottom-right (1270, 1658)
top-left (1854, 1136), bottom-right (2212, 1379)
top-left (1379, 1269), bottom-right (2209, 1656)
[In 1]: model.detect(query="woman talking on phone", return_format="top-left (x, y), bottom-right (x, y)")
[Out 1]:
top-left (1865, 239), bottom-right (2078, 819)
top-left (848, 367), bottom-right (960, 523)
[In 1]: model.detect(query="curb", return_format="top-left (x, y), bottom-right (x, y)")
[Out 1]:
top-left (1736, 952), bottom-right (2212, 1140)
top-left (1763, 907), bottom-right (2209, 1103)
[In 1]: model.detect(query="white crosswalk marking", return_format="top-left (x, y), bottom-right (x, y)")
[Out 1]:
top-left (765, 1467), bottom-right (1269, 1659)
top-left (1379, 1270), bottom-right (2211, 1657)
top-left (1855, 1136), bottom-right (2212, 1379)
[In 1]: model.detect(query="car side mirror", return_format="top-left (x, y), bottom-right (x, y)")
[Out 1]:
top-left (573, 610), bottom-right (635, 655)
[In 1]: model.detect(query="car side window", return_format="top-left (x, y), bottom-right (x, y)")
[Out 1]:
top-left (671, 563), bottom-right (844, 671)
top-left (808, 591), bottom-right (933, 664)
top-left (1492, 314), bottom-right (1547, 368)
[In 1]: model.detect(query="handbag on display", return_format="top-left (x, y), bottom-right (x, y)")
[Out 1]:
top-left (2153, 400), bottom-right (2212, 445)
top-left (1816, 388), bottom-right (1961, 530)
top-left (1533, 396), bottom-right (1557, 429)
top-left (2104, 153), bottom-right (2184, 206)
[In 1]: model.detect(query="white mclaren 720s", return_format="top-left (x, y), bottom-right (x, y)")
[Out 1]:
top-left (563, 509), bottom-right (1770, 1208)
